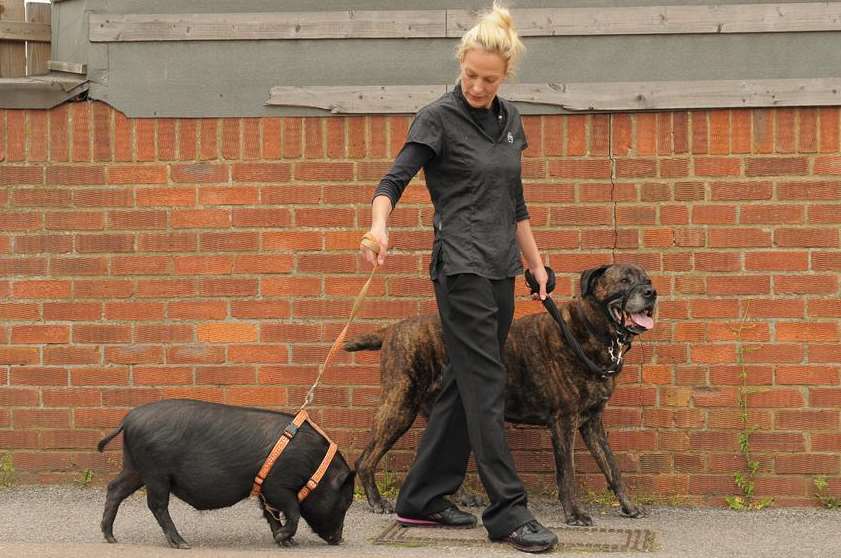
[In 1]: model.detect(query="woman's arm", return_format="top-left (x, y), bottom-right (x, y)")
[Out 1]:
top-left (515, 218), bottom-right (548, 300)
top-left (362, 142), bottom-right (434, 267)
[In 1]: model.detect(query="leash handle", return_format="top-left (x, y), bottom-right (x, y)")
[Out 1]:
top-left (524, 266), bottom-right (556, 297)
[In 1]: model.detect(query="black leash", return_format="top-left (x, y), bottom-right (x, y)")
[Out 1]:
top-left (525, 267), bottom-right (628, 380)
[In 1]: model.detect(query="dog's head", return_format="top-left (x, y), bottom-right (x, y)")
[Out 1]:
top-left (580, 264), bottom-right (656, 336)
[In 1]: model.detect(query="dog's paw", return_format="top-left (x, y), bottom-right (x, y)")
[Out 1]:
top-left (369, 498), bottom-right (394, 514)
top-left (565, 511), bottom-right (594, 527)
top-left (621, 503), bottom-right (647, 519)
top-left (454, 491), bottom-right (486, 508)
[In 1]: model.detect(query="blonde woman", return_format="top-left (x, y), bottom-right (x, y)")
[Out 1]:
top-left (361, 3), bottom-right (557, 553)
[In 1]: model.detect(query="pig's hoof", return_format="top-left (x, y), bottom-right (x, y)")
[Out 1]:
top-left (278, 537), bottom-right (297, 547)
top-left (168, 540), bottom-right (191, 550)
top-left (621, 503), bottom-right (647, 519)
top-left (104, 535), bottom-right (117, 544)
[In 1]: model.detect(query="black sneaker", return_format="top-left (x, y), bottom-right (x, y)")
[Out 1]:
top-left (493, 520), bottom-right (558, 553)
top-left (397, 505), bottom-right (478, 528)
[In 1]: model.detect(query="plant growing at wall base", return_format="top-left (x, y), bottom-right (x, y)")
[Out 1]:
top-left (813, 476), bottom-right (841, 509)
top-left (75, 468), bottom-right (95, 488)
top-left (725, 304), bottom-right (773, 512)
top-left (0, 453), bottom-right (16, 487)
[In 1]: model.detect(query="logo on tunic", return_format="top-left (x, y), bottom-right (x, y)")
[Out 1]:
top-left (507, 132), bottom-right (514, 143)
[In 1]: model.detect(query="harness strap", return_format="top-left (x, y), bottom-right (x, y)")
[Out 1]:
top-left (297, 441), bottom-right (338, 501)
top-left (252, 410), bottom-right (312, 498)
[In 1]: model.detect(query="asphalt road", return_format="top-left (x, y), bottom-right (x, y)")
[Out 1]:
top-left (1, 486), bottom-right (840, 558)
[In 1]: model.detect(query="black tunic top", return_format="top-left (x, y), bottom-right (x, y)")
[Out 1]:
top-left (374, 83), bottom-right (529, 280)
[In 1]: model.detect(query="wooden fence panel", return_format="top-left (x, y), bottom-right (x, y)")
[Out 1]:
top-left (0, 0), bottom-right (26, 77)
top-left (26, 1), bottom-right (49, 76)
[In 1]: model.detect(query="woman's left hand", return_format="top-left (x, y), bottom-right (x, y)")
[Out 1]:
top-left (529, 265), bottom-right (549, 301)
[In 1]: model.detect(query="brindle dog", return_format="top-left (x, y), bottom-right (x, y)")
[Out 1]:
top-left (344, 264), bottom-right (656, 526)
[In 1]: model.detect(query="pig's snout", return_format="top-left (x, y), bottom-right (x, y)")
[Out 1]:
top-left (325, 525), bottom-right (344, 545)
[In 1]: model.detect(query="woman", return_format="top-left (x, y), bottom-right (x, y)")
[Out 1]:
top-left (361, 3), bottom-right (557, 553)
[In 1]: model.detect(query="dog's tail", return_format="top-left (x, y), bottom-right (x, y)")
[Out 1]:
top-left (343, 330), bottom-right (385, 351)
top-left (97, 424), bottom-right (124, 452)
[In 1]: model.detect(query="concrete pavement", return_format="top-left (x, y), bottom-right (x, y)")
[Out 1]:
top-left (1, 486), bottom-right (839, 558)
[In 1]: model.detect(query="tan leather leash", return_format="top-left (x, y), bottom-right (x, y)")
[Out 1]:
top-left (251, 233), bottom-right (381, 506)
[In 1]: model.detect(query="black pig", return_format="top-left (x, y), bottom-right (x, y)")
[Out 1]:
top-left (97, 399), bottom-right (355, 549)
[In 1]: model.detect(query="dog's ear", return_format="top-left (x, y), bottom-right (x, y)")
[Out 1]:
top-left (580, 265), bottom-right (610, 298)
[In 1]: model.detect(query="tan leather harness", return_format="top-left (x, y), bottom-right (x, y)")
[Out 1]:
top-left (251, 410), bottom-right (338, 501)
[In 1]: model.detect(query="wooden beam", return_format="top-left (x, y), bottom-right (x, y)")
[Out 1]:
top-left (447, 3), bottom-right (841, 37)
top-left (265, 79), bottom-right (841, 114)
top-left (90, 3), bottom-right (841, 42)
top-left (48, 60), bottom-right (87, 75)
top-left (0, 20), bottom-right (50, 42)
top-left (89, 10), bottom-right (445, 42)
top-left (267, 85), bottom-right (447, 114)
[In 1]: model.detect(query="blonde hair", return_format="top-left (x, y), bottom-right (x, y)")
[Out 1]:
top-left (456, 2), bottom-right (525, 76)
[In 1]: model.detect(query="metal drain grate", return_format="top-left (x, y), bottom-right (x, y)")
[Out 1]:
top-left (373, 522), bottom-right (657, 553)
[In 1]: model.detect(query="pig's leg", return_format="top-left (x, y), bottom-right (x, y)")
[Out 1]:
top-left (145, 479), bottom-right (190, 549)
top-left (260, 503), bottom-right (284, 541)
top-left (266, 490), bottom-right (300, 547)
top-left (101, 468), bottom-right (144, 543)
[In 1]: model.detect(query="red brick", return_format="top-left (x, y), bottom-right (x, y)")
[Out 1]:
top-left (169, 301), bottom-right (227, 320)
top-left (231, 162), bottom-right (290, 182)
top-left (778, 181), bottom-right (841, 200)
top-left (14, 409), bottom-right (70, 429)
top-left (10, 367), bottom-right (67, 386)
top-left (818, 107), bottom-right (840, 152)
top-left (776, 455), bottom-right (839, 475)
top-left (776, 228), bottom-right (838, 248)
top-left (49, 105), bottom-right (69, 161)
top-left (107, 164), bottom-right (167, 184)
top-left (776, 410), bottom-right (838, 431)
top-left (548, 159), bottom-right (611, 179)
top-left (746, 389), bottom-right (804, 408)
top-left (43, 346), bottom-right (100, 365)
top-left (709, 227), bottom-right (771, 247)
top-left (282, 118), bottom-right (303, 158)
top-left (11, 325), bottom-right (69, 344)
top-left (293, 162), bottom-right (353, 181)
top-left (136, 325), bottom-right (193, 344)
top-left (178, 118), bottom-right (197, 160)
top-left (0, 166), bottom-right (43, 185)
top-left (171, 209), bottom-right (231, 229)
top-left (27, 111), bottom-right (48, 162)
top-left (707, 275), bottom-right (770, 295)
top-left (199, 186), bottom-right (259, 205)
top-left (41, 387), bottom-right (102, 407)
top-left (71, 367), bottom-right (130, 386)
top-left (199, 118), bottom-right (218, 160)
top-left (742, 343), bottom-right (803, 364)
top-left (695, 157), bottom-right (741, 176)
top-left (70, 103), bottom-right (91, 161)
top-left (136, 187), bottom-right (196, 207)
top-left (692, 205), bottom-right (737, 224)
top-left (775, 274), bottom-right (837, 294)
top-left (745, 251), bottom-right (808, 271)
top-left (134, 366), bottom-right (194, 385)
top-left (171, 163), bottom-right (227, 183)
top-left (135, 119), bottom-right (156, 162)
top-left (777, 322), bottom-right (838, 342)
top-left (46, 166), bottom-right (105, 185)
top-left (138, 232), bottom-right (197, 253)
top-left (73, 189), bottom-right (133, 208)
top-left (107, 210), bottom-right (166, 231)
top-left (221, 118), bottom-right (240, 160)
top-left (262, 117), bottom-right (282, 159)
top-left (105, 345), bottom-right (163, 365)
top-left (158, 119), bottom-right (177, 160)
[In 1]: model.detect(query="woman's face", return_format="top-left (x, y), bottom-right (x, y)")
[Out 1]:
top-left (459, 48), bottom-right (507, 109)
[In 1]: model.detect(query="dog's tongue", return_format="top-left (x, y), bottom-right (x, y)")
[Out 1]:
top-left (627, 312), bottom-right (654, 330)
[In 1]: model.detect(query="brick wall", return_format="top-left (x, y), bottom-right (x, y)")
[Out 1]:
top-left (1, 102), bottom-right (839, 506)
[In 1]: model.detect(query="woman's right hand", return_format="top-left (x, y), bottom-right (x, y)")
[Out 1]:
top-left (362, 226), bottom-right (389, 267)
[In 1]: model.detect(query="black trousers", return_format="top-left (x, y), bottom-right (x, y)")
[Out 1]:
top-left (395, 272), bottom-right (533, 538)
